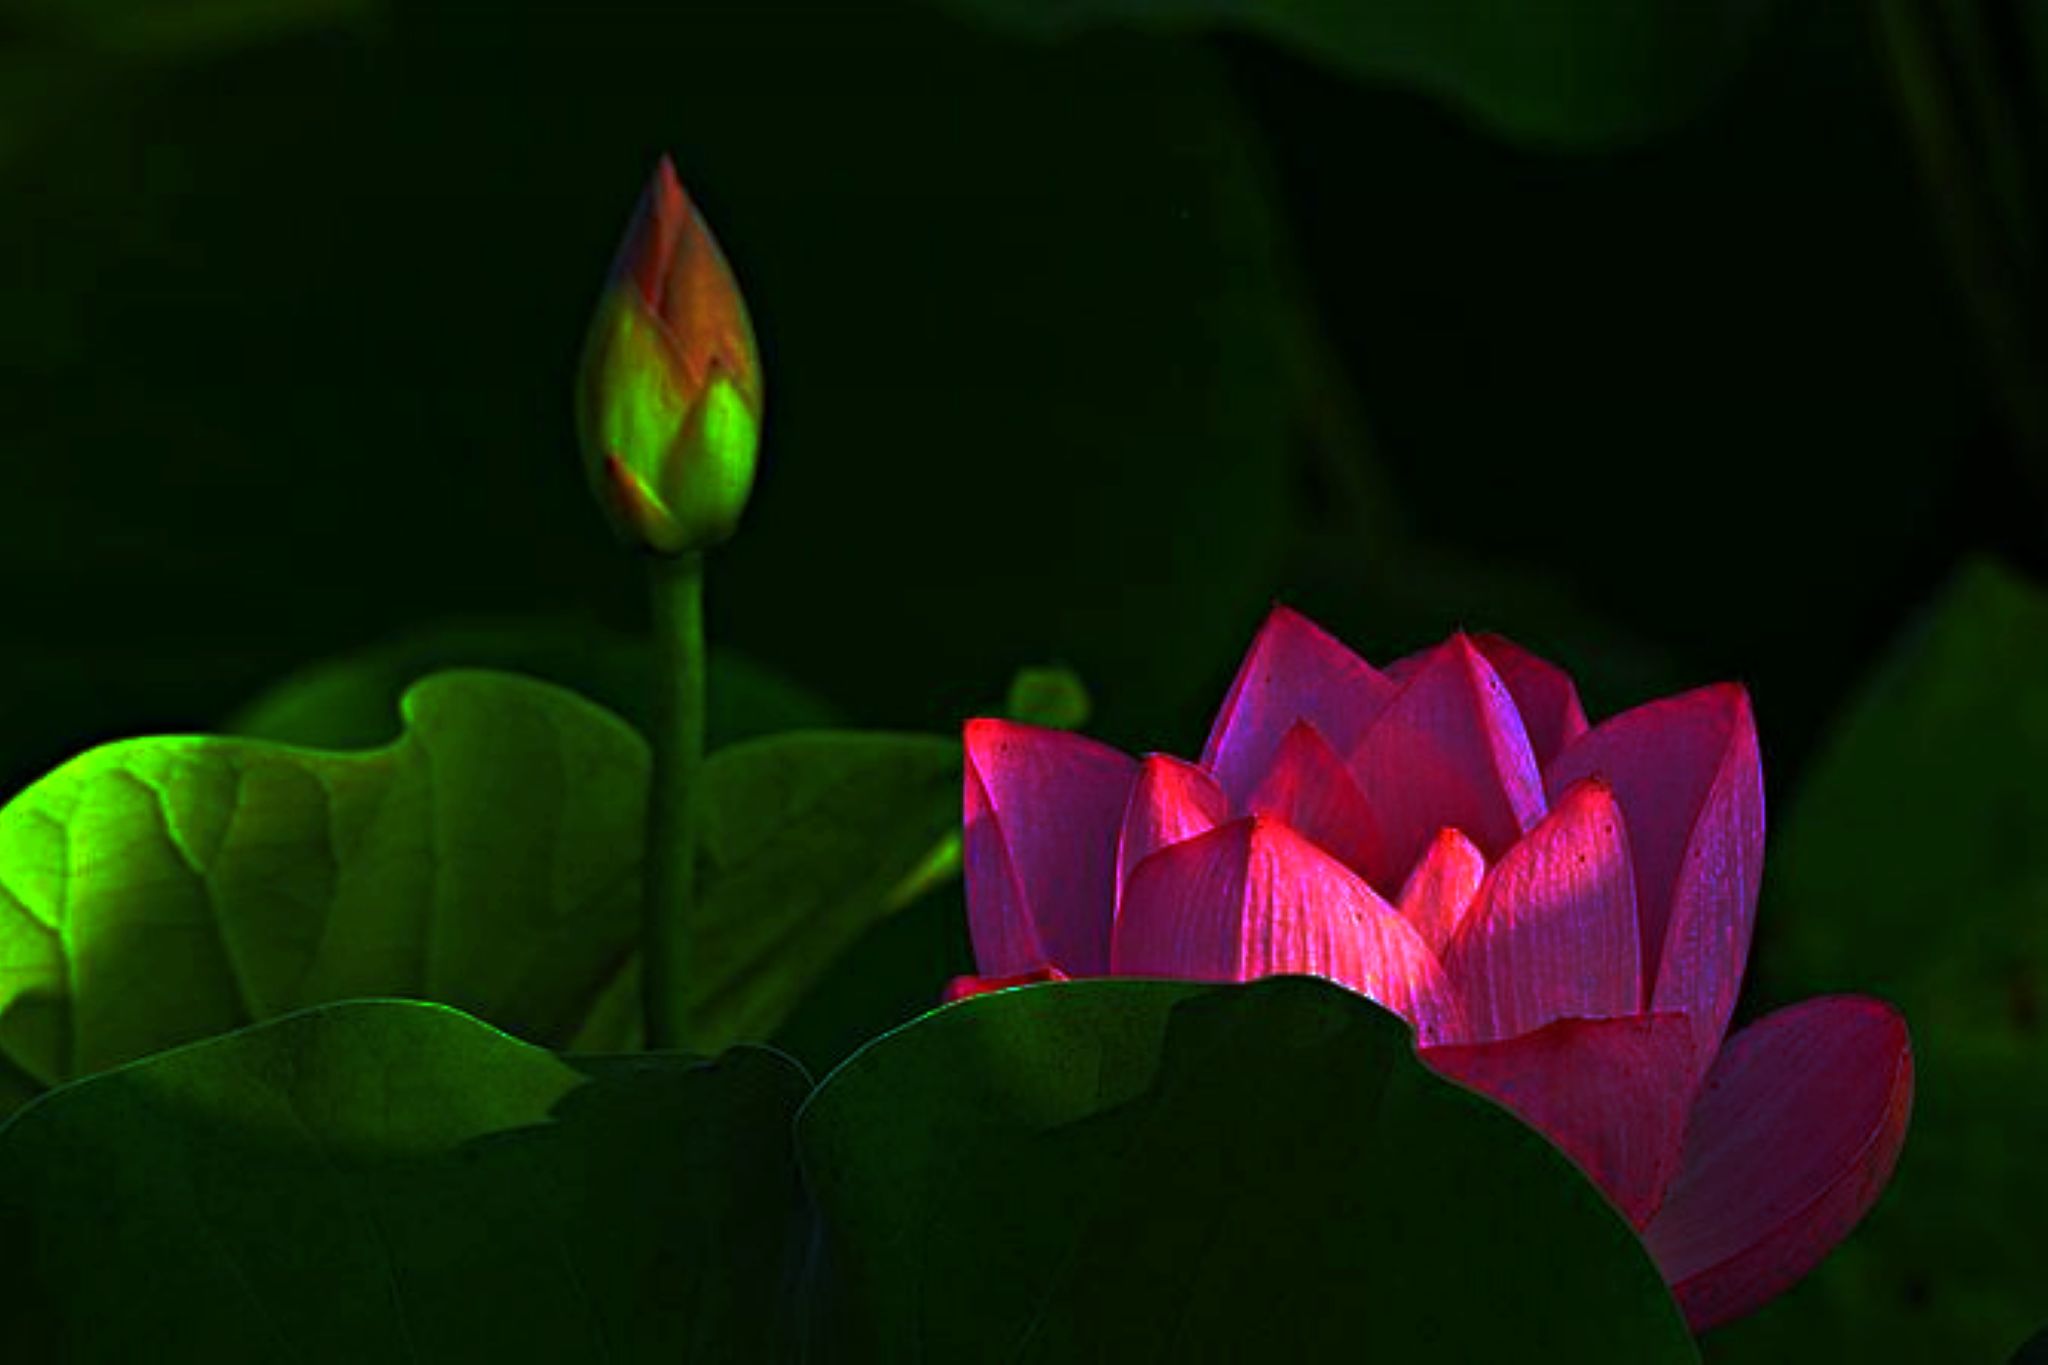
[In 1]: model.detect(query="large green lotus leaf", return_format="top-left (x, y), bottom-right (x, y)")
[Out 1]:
top-left (929, 0), bottom-right (1770, 147)
top-left (0, 669), bottom-right (645, 1115)
top-left (798, 976), bottom-right (1698, 1361)
top-left (1711, 560), bottom-right (2048, 1361)
top-left (0, 998), bottom-right (810, 1363)
top-left (0, 666), bottom-right (958, 1111)
top-left (223, 617), bottom-right (839, 751)
top-left (570, 730), bottom-right (961, 1056)
top-left (225, 626), bottom-right (988, 1065)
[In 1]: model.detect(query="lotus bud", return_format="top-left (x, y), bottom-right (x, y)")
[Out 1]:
top-left (1004, 665), bottom-right (1092, 731)
top-left (577, 156), bottom-right (763, 555)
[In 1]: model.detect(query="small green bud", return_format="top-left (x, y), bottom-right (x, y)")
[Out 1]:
top-left (577, 156), bottom-right (764, 555)
top-left (1005, 666), bottom-right (1093, 730)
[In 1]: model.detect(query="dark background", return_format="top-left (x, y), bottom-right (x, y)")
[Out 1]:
top-left (4, 0), bottom-right (2043, 1358)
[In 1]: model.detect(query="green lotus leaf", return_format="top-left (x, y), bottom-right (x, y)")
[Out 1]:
top-left (799, 976), bottom-right (1698, 1361)
top-left (0, 670), bottom-right (645, 1114)
top-left (0, 667), bottom-right (956, 1112)
top-left (0, 998), bottom-right (809, 1362)
top-left (571, 730), bottom-right (961, 1056)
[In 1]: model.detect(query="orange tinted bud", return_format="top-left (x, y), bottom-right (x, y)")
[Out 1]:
top-left (576, 157), bottom-right (763, 554)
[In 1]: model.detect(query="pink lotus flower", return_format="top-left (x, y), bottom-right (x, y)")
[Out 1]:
top-left (954, 607), bottom-right (1912, 1333)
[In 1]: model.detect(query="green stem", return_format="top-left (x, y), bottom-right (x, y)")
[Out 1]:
top-left (642, 550), bottom-right (706, 1051)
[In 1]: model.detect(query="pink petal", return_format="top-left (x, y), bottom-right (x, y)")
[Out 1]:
top-left (1422, 1012), bottom-right (1696, 1229)
top-left (963, 759), bottom-right (1046, 977)
top-left (1438, 779), bottom-right (1641, 1044)
top-left (1382, 647), bottom-right (1430, 684)
top-left (1546, 684), bottom-right (1763, 1078)
top-left (942, 966), bottom-right (1071, 1003)
top-left (1642, 997), bottom-right (1914, 1332)
top-left (1200, 606), bottom-right (1398, 807)
top-left (1347, 635), bottom-right (1547, 888)
top-left (1396, 826), bottom-right (1487, 956)
top-left (1472, 633), bottom-right (1590, 768)
top-left (1114, 754), bottom-right (1229, 921)
top-left (1242, 720), bottom-right (1384, 880)
top-left (1112, 816), bottom-right (1460, 1044)
top-left (963, 719), bottom-right (1137, 977)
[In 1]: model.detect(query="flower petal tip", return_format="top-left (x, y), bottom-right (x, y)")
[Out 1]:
top-left (1200, 606), bottom-right (1396, 804)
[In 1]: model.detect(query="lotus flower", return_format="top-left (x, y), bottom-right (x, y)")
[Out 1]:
top-left (954, 607), bottom-right (1912, 1332)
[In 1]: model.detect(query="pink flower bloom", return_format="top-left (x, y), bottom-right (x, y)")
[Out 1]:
top-left (953, 607), bottom-right (1912, 1333)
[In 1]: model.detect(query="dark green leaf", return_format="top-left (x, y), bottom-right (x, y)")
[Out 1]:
top-left (0, 998), bottom-right (810, 1363)
top-left (573, 731), bottom-right (962, 1055)
top-left (0, 670), bottom-right (645, 1116)
top-left (798, 976), bottom-right (1697, 1361)
top-left (762, 664), bottom-right (1100, 1078)
top-left (930, 0), bottom-right (1771, 147)
top-left (770, 883), bottom-right (977, 1081)
top-left (1717, 560), bottom-right (2048, 1360)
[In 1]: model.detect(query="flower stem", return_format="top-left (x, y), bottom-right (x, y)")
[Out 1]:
top-left (642, 550), bottom-right (706, 1051)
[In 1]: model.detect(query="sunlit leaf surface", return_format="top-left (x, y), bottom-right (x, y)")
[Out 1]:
top-left (0, 669), bottom-right (954, 1111)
